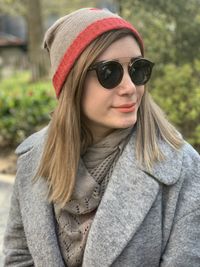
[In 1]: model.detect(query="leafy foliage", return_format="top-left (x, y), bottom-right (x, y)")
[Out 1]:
top-left (151, 60), bottom-right (200, 151)
top-left (0, 72), bottom-right (56, 147)
top-left (122, 0), bottom-right (200, 64)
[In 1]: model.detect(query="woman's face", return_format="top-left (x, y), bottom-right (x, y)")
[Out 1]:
top-left (82, 35), bottom-right (145, 141)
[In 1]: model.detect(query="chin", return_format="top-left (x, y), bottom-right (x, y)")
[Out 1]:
top-left (114, 119), bottom-right (137, 129)
top-left (121, 122), bottom-right (136, 129)
top-left (118, 116), bottom-right (137, 128)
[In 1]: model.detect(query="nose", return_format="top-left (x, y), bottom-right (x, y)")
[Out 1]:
top-left (117, 68), bottom-right (136, 96)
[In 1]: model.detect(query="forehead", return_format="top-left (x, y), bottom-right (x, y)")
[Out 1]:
top-left (97, 35), bottom-right (142, 62)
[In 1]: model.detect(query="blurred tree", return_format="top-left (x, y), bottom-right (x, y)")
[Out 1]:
top-left (152, 60), bottom-right (200, 151)
top-left (96, 0), bottom-right (120, 13)
top-left (42, 0), bottom-right (95, 17)
top-left (0, 0), bottom-right (47, 81)
top-left (26, 0), bottom-right (48, 81)
top-left (121, 0), bottom-right (200, 65)
top-left (0, 0), bottom-right (26, 15)
top-left (136, 0), bottom-right (200, 64)
top-left (0, 0), bottom-right (96, 81)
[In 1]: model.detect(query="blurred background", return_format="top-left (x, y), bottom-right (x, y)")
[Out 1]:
top-left (1, 0), bottom-right (200, 155)
top-left (0, 0), bottom-right (200, 263)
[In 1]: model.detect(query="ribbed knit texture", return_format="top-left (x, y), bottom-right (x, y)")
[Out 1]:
top-left (43, 8), bottom-right (144, 97)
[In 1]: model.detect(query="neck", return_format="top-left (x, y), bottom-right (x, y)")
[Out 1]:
top-left (92, 128), bottom-right (115, 144)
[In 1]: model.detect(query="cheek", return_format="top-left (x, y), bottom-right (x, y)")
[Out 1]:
top-left (81, 77), bottom-right (95, 110)
top-left (81, 76), bottom-right (108, 115)
top-left (82, 75), bottom-right (113, 111)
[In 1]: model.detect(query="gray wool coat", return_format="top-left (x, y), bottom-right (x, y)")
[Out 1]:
top-left (3, 126), bottom-right (200, 267)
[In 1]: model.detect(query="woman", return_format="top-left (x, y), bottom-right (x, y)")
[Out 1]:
top-left (3, 7), bottom-right (200, 267)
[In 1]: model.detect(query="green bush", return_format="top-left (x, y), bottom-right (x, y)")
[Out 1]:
top-left (0, 72), bottom-right (56, 147)
top-left (151, 60), bottom-right (200, 152)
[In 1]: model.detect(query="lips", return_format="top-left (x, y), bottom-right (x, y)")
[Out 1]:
top-left (114, 103), bottom-right (136, 113)
top-left (116, 103), bottom-right (136, 108)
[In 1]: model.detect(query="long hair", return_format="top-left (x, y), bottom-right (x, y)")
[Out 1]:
top-left (35, 29), bottom-right (183, 207)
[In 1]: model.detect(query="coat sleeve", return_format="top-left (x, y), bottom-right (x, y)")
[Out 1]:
top-left (3, 174), bottom-right (34, 266)
top-left (160, 144), bottom-right (200, 267)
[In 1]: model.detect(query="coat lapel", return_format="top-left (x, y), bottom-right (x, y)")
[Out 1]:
top-left (83, 135), bottom-right (160, 267)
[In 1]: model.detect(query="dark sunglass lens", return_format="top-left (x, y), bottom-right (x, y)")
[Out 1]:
top-left (97, 62), bottom-right (123, 89)
top-left (129, 59), bottom-right (154, 85)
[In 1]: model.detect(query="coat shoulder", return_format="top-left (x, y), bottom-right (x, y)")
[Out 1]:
top-left (15, 126), bottom-right (49, 156)
top-left (182, 141), bottom-right (200, 160)
top-left (181, 141), bottom-right (200, 171)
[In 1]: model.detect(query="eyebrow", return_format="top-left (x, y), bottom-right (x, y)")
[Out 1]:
top-left (93, 56), bottom-right (143, 66)
top-left (113, 55), bottom-right (143, 62)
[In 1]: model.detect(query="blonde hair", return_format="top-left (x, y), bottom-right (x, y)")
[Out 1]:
top-left (35, 29), bottom-right (183, 207)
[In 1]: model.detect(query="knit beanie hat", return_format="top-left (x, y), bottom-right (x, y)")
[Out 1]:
top-left (43, 8), bottom-right (144, 97)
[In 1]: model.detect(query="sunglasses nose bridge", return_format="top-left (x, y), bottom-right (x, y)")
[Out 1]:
top-left (117, 65), bottom-right (137, 94)
top-left (122, 64), bottom-right (135, 85)
top-left (118, 61), bottom-right (135, 85)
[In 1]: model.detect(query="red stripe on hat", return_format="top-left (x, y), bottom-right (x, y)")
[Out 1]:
top-left (53, 17), bottom-right (144, 97)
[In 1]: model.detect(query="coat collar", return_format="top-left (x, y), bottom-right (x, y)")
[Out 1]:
top-left (16, 127), bottom-right (184, 267)
top-left (83, 134), bottom-right (184, 267)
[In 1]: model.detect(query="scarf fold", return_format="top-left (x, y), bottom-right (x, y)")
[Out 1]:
top-left (54, 127), bottom-right (133, 267)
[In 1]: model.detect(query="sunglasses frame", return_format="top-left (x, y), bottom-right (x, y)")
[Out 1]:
top-left (88, 57), bottom-right (154, 89)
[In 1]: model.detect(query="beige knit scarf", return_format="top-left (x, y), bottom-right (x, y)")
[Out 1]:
top-left (54, 127), bottom-right (132, 267)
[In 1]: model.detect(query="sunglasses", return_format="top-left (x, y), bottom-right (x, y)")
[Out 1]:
top-left (88, 57), bottom-right (154, 89)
